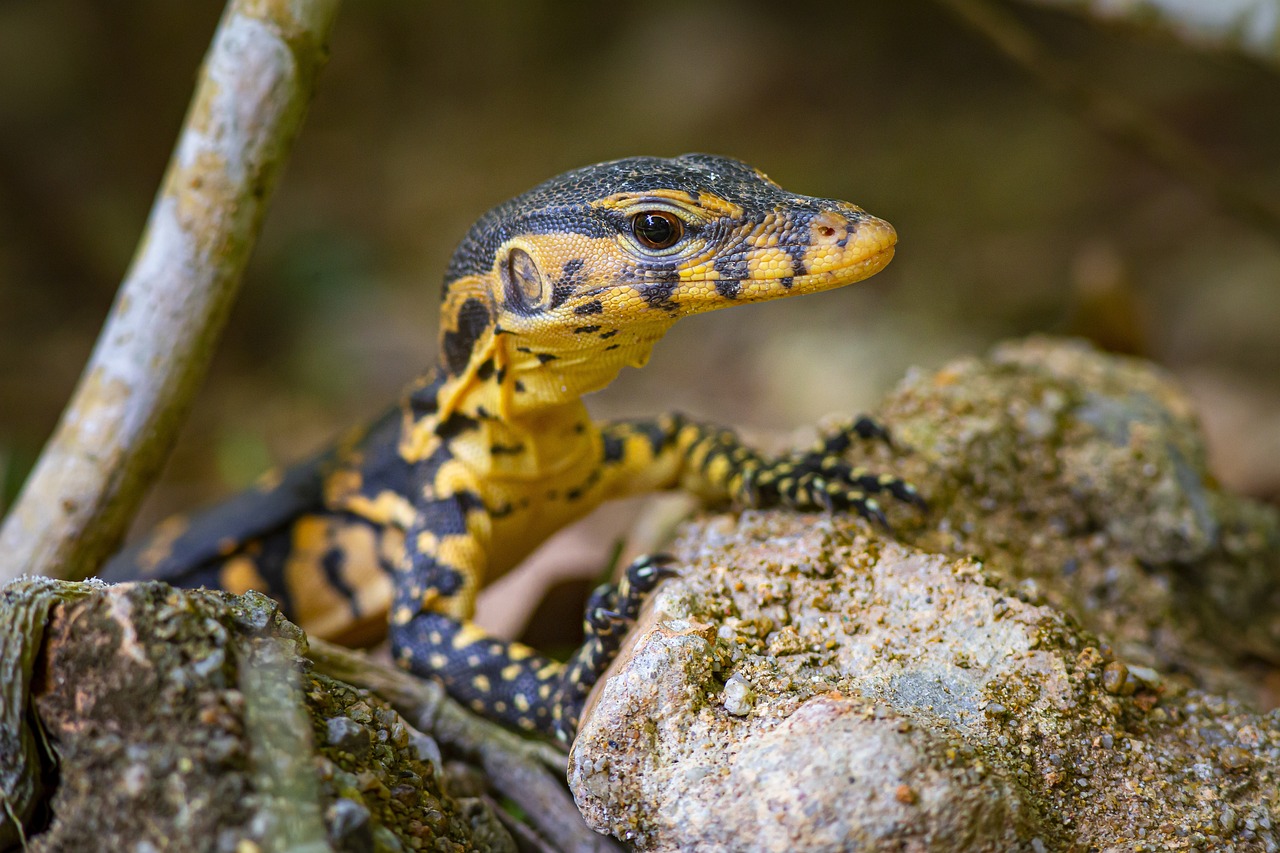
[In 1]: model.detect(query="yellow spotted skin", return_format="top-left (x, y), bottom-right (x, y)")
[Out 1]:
top-left (100, 154), bottom-right (921, 743)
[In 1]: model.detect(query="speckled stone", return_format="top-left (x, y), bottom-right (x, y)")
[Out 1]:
top-left (17, 583), bottom-right (511, 853)
top-left (569, 338), bottom-right (1280, 852)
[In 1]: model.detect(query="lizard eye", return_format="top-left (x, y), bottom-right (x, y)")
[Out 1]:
top-left (631, 211), bottom-right (684, 250)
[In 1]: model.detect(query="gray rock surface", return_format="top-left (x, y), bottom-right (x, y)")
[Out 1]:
top-left (569, 338), bottom-right (1280, 851)
top-left (886, 337), bottom-right (1280, 694)
top-left (6, 580), bottom-right (515, 853)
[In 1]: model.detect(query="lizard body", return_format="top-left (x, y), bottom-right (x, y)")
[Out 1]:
top-left (101, 154), bottom-right (917, 741)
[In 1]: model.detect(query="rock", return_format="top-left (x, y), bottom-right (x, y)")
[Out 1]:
top-left (723, 696), bottom-right (1030, 851)
top-left (885, 337), bottom-right (1280, 697)
top-left (570, 338), bottom-right (1280, 851)
top-left (326, 714), bottom-right (372, 759)
top-left (2, 580), bottom-right (514, 853)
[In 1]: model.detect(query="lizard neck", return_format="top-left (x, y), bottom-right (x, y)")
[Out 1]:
top-left (398, 317), bottom-right (672, 472)
top-left (486, 320), bottom-right (674, 417)
top-left (436, 276), bottom-right (678, 422)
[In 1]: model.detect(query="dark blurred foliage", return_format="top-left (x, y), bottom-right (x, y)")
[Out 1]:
top-left (2, 0), bottom-right (1279, 528)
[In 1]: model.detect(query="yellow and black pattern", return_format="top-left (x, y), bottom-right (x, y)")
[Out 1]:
top-left (394, 553), bottom-right (677, 740)
top-left (101, 154), bottom-right (921, 742)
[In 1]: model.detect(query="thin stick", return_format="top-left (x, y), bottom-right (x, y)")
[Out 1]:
top-left (1020, 0), bottom-right (1280, 68)
top-left (936, 0), bottom-right (1280, 243)
top-left (0, 0), bottom-right (342, 584)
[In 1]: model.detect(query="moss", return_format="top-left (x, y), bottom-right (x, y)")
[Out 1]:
top-left (7, 581), bottom-right (510, 853)
top-left (572, 339), bottom-right (1280, 850)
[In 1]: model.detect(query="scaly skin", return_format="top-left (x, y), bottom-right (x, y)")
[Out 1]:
top-left (101, 154), bottom-right (919, 742)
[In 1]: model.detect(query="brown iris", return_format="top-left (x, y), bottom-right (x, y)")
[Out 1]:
top-left (631, 211), bottom-right (684, 250)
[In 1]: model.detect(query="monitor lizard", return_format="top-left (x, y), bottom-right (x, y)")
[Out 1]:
top-left (100, 154), bottom-right (922, 743)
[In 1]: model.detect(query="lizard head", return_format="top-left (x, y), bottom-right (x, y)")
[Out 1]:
top-left (436, 154), bottom-right (896, 416)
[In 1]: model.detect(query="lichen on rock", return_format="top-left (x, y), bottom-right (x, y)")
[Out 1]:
top-left (886, 337), bottom-right (1280, 692)
top-left (569, 337), bottom-right (1280, 852)
top-left (3, 580), bottom-right (513, 853)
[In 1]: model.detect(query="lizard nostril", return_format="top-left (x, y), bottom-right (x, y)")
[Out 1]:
top-left (811, 210), bottom-right (850, 241)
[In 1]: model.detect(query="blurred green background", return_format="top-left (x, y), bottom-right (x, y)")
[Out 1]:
top-left (2, 1), bottom-right (1278, 531)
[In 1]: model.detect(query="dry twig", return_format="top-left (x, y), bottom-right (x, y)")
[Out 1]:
top-left (0, 0), bottom-right (341, 584)
top-left (936, 0), bottom-right (1280, 243)
top-left (1020, 0), bottom-right (1280, 67)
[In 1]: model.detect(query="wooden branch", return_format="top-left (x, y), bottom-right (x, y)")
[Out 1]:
top-left (0, 0), bottom-right (342, 584)
top-left (1019, 0), bottom-right (1280, 68)
top-left (241, 629), bottom-right (330, 849)
top-left (0, 577), bottom-right (103, 848)
top-left (935, 0), bottom-right (1280, 243)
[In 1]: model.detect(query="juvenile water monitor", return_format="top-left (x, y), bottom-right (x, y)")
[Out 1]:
top-left (101, 154), bottom-right (923, 743)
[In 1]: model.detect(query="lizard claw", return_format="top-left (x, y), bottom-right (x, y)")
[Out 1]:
top-left (856, 497), bottom-right (890, 529)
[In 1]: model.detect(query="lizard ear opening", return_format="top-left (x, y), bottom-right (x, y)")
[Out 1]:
top-left (502, 248), bottom-right (546, 313)
top-left (438, 275), bottom-right (497, 377)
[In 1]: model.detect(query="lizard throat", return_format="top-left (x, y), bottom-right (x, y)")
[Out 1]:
top-left (438, 321), bottom-right (673, 424)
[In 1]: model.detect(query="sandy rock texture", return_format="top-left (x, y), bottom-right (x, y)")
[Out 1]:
top-left (887, 337), bottom-right (1280, 694)
top-left (569, 338), bottom-right (1280, 852)
top-left (3, 579), bottom-right (514, 853)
